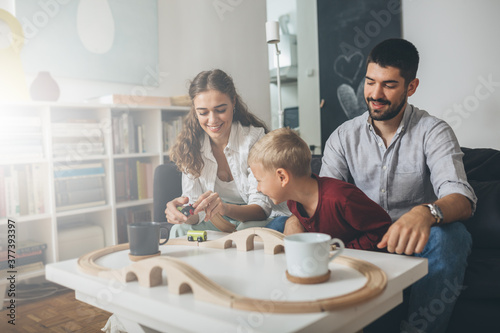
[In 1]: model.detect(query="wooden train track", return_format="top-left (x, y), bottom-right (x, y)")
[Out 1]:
top-left (77, 228), bottom-right (387, 313)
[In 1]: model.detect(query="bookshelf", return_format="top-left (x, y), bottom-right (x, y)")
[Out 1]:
top-left (0, 101), bottom-right (189, 278)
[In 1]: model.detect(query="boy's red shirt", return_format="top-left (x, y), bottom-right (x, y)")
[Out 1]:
top-left (287, 174), bottom-right (391, 250)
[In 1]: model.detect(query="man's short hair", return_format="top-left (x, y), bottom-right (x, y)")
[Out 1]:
top-left (367, 38), bottom-right (419, 85)
top-left (248, 128), bottom-right (311, 178)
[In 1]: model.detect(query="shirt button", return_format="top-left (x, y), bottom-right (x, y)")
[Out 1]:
top-left (381, 189), bottom-right (386, 193)
top-left (378, 143), bottom-right (383, 147)
top-left (382, 165), bottom-right (387, 170)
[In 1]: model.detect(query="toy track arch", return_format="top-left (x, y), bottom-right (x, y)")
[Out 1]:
top-left (78, 228), bottom-right (387, 313)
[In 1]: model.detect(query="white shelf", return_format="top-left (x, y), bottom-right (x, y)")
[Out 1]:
top-left (113, 152), bottom-right (159, 159)
top-left (55, 204), bottom-right (111, 218)
top-left (0, 102), bottom-right (189, 266)
top-left (53, 155), bottom-right (108, 163)
top-left (116, 198), bottom-right (154, 209)
top-left (0, 213), bottom-right (52, 225)
top-left (0, 158), bottom-right (49, 166)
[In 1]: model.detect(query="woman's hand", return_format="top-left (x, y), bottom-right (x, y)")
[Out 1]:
top-left (165, 196), bottom-right (198, 225)
top-left (193, 191), bottom-right (227, 222)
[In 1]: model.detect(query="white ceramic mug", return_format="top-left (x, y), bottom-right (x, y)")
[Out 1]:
top-left (284, 233), bottom-right (344, 278)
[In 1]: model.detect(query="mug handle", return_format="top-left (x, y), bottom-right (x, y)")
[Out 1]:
top-left (159, 226), bottom-right (169, 245)
top-left (328, 238), bottom-right (344, 262)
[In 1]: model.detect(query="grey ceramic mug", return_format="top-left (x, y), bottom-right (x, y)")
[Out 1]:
top-left (128, 222), bottom-right (169, 256)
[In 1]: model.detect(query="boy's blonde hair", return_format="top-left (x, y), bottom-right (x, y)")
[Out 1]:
top-left (248, 128), bottom-right (311, 177)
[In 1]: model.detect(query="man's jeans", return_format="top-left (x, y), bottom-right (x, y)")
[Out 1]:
top-left (365, 222), bottom-right (472, 333)
top-left (264, 215), bottom-right (288, 233)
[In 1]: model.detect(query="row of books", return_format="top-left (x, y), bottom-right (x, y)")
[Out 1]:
top-left (51, 119), bottom-right (105, 158)
top-left (116, 207), bottom-right (152, 244)
top-left (114, 159), bottom-right (153, 202)
top-left (0, 239), bottom-right (47, 273)
top-left (112, 112), bottom-right (146, 154)
top-left (162, 116), bottom-right (184, 152)
top-left (0, 164), bottom-right (45, 218)
top-left (0, 116), bottom-right (44, 161)
top-left (53, 162), bottom-right (107, 211)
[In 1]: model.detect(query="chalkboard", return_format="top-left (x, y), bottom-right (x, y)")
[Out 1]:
top-left (317, 0), bottom-right (402, 151)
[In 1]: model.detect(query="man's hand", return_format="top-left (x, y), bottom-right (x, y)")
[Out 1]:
top-left (283, 215), bottom-right (305, 235)
top-left (377, 205), bottom-right (434, 255)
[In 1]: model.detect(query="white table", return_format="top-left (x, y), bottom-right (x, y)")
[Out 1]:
top-left (46, 232), bottom-right (427, 333)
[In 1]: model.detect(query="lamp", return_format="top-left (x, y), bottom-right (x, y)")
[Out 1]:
top-left (266, 21), bottom-right (284, 128)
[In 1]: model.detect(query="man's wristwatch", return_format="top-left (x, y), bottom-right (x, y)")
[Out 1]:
top-left (423, 203), bottom-right (444, 224)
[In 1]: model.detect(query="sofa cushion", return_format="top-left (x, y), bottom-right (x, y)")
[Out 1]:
top-left (460, 248), bottom-right (500, 299)
top-left (462, 147), bottom-right (500, 181)
top-left (462, 180), bottom-right (500, 249)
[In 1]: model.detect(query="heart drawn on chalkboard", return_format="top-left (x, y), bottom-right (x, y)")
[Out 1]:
top-left (333, 51), bottom-right (364, 84)
top-left (337, 79), bottom-right (366, 119)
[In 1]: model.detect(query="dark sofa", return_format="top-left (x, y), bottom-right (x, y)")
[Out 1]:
top-left (446, 148), bottom-right (500, 333)
top-left (153, 147), bottom-right (500, 332)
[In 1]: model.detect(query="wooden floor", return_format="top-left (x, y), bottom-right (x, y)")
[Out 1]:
top-left (0, 283), bottom-right (111, 333)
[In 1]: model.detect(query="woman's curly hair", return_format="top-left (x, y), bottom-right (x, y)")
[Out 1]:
top-left (169, 69), bottom-right (268, 178)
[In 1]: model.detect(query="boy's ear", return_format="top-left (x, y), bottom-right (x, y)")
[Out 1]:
top-left (276, 168), bottom-right (289, 187)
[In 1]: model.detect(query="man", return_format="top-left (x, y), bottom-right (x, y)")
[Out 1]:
top-left (288, 39), bottom-right (477, 332)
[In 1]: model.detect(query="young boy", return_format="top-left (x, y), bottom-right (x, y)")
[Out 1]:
top-left (248, 128), bottom-right (391, 250)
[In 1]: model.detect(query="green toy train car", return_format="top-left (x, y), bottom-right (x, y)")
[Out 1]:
top-left (187, 230), bottom-right (207, 242)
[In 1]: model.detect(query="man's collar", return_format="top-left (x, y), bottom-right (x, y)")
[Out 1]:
top-left (365, 104), bottom-right (413, 132)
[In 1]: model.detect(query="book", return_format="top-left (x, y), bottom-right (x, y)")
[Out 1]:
top-left (56, 188), bottom-right (106, 207)
top-left (55, 200), bottom-right (106, 212)
top-left (16, 166), bottom-right (29, 215)
top-left (0, 240), bottom-right (47, 257)
top-left (0, 116), bottom-right (44, 161)
top-left (0, 251), bottom-right (45, 269)
top-left (136, 125), bottom-right (145, 153)
top-left (145, 162), bottom-right (153, 199)
top-left (114, 161), bottom-right (128, 202)
top-left (121, 112), bottom-right (130, 153)
top-left (54, 175), bottom-right (105, 193)
top-left (32, 164), bottom-right (45, 214)
top-left (127, 160), bottom-right (138, 200)
top-left (53, 163), bottom-right (105, 178)
top-left (0, 249), bottom-right (43, 261)
top-left (0, 261), bottom-right (44, 276)
top-left (4, 166), bottom-right (20, 217)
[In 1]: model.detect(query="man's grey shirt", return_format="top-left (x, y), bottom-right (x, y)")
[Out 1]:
top-left (320, 104), bottom-right (477, 222)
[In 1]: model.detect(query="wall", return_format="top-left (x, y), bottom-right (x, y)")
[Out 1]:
top-left (296, 0), bottom-right (321, 153)
top-left (402, 0), bottom-right (500, 149)
top-left (266, 0), bottom-right (298, 130)
top-left (4, 0), bottom-right (271, 126)
top-left (157, 0), bottom-right (271, 125)
top-left (266, 0), bottom-right (322, 152)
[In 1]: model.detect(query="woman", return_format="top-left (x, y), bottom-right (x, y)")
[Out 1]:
top-left (166, 69), bottom-right (288, 237)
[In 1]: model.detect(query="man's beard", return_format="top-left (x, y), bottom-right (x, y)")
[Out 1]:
top-left (366, 90), bottom-right (407, 121)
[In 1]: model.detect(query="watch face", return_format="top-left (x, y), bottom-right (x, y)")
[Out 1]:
top-left (432, 204), bottom-right (444, 219)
